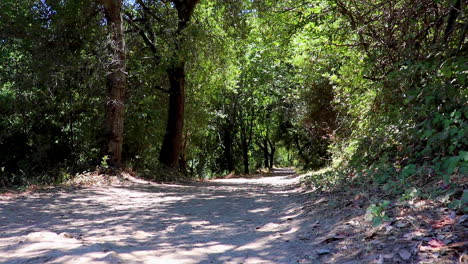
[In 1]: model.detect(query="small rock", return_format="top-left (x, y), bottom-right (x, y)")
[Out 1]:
top-left (59, 232), bottom-right (74, 238)
top-left (395, 221), bottom-right (407, 228)
top-left (384, 225), bottom-right (394, 233)
top-left (374, 255), bottom-right (384, 264)
top-left (302, 254), bottom-right (318, 260)
top-left (398, 249), bottom-right (412, 260)
top-left (317, 249), bottom-right (331, 255)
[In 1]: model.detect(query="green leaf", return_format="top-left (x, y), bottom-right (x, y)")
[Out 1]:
top-left (372, 216), bottom-right (383, 226)
top-left (447, 199), bottom-right (462, 209)
top-left (462, 190), bottom-right (468, 204)
top-left (381, 200), bottom-right (391, 207)
top-left (442, 156), bottom-right (461, 174)
top-left (401, 164), bottom-right (416, 178)
top-left (460, 151), bottom-right (468, 161)
top-left (460, 164), bottom-right (468, 175)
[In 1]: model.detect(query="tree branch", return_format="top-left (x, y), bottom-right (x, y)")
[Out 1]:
top-left (155, 85), bottom-right (171, 94)
top-left (123, 12), bottom-right (158, 55)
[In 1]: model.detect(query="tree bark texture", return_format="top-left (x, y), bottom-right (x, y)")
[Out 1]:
top-left (159, 0), bottom-right (199, 169)
top-left (263, 139), bottom-right (269, 169)
top-left (268, 138), bottom-right (275, 169)
top-left (101, 0), bottom-right (127, 168)
top-left (159, 66), bottom-right (186, 168)
top-left (223, 126), bottom-right (235, 172)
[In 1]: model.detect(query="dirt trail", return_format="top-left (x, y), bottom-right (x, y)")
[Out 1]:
top-left (1, 168), bottom-right (341, 264)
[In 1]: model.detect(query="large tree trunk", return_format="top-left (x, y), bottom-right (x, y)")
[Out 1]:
top-left (101, 0), bottom-right (126, 168)
top-left (159, 0), bottom-right (199, 169)
top-left (159, 65), bottom-right (185, 168)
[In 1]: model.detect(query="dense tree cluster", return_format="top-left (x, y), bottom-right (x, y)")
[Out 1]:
top-left (0, 0), bottom-right (465, 192)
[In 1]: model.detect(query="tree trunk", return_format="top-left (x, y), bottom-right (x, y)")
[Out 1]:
top-left (159, 65), bottom-right (185, 168)
top-left (268, 139), bottom-right (275, 169)
top-left (295, 135), bottom-right (309, 168)
top-left (159, 0), bottom-right (199, 169)
top-left (101, 0), bottom-right (126, 168)
top-left (242, 141), bottom-right (249, 174)
top-left (443, 0), bottom-right (462, 43)
top-left (269, 150), bottom-right (275, 169)
top-left (178, 128), bottom-right (189, 174)
top-left (223, 126), bottom-right (235, 172)
top-left (261, 139), bottom-right (269, 168)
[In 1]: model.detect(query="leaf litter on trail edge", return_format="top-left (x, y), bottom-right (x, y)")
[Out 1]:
top-left (321, 232), bottom-right (348, 243)
top-left (431, 215), bottom-right (455, 229)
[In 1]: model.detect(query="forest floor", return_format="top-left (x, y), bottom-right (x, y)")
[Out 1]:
top-left (0, 168), bottom-right (465, 264)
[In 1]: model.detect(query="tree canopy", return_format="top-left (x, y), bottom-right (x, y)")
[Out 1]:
top-left (0, 0), bottom-right (466, 196)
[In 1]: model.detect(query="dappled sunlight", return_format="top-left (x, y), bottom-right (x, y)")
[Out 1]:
top-left (248, 207), bottom-right (271, 213)
top-left (0, 169), bottom-right (324, 263)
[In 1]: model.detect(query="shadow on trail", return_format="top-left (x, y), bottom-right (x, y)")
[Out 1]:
top-left (0, 168), bottom-right (360, 264)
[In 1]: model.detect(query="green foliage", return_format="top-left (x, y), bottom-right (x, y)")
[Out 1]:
top-left (366, 200), bottom-right (392, 226)
top-left (447, 190), bottom-right (468, 213)
top-left (0, 0), bottom-right (105, 185)
top-left (299, 0), bottom-right (467, 198)
top-left (399, 187), bottom-right (421, 202)
top-left (100, 155), bottom-right (109, 170)
top-left (0, 0), bottom-right (465, 189)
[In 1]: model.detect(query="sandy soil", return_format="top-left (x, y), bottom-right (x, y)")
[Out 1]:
top-left (0, 168), bottom-right (335, 264)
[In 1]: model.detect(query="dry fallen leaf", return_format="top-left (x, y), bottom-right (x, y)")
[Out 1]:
top-left (457, 215), bottom-right (468, 224)
top-left (447, 241), bottom-right (468, 248)
top-left (402, 230), bottom-right (425, 240)
top-left (431, 216), bottom-right (455, 229)
top-left (322, 233), bottom-right (347, 243)
top-left (428, 239), bottom-right (445, 248)
top-left (420, 240), bottom-right (446, 252)
top-left (365, 230), bottom-right (378, 240)
top-left (398, 249), bottom-right (412, 260)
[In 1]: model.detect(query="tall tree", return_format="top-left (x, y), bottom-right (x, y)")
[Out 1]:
top-left (159, 0), bottom-right (200, 169)
top-left (100, 0), bottom-right (127, 168)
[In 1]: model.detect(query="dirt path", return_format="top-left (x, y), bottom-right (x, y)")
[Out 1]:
top-left (0, 168), bottom-right (335, 264)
